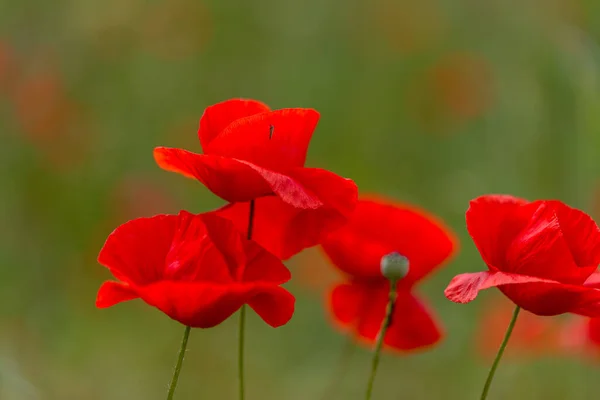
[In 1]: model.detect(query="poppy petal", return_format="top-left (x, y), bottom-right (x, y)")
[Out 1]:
top-left (204, 108), bottom-right (319, 170)
top-left (217, 168), bottom-right (357, 259)
top-left (321, 197), bottom-right (456, 284)
top-left (506, 201), bottom-right (593, 284)
top-left (242, 238), bottom-right (292, 284)
top-left (445, 271), bottom-right (600, 316)
top-left (329, 282), bottom-right (365, 328)
top-left (383, 291), bottom-right (443, 351)
top-left (466, 195), bottom-right (529, 270)
top-left (247, 287), bottom-right (295, 327)
top-left (198, 98), bottom-right (270, 149)
top-left (549, 200), bottom-right (600, 268)
top-left (355, 283), bottom-right (389, 341)
top-left (200, 212), bottom-right (247, 280)
top-left (98, 214), bottom-right (180, 285)
top-left (138, 281), bottom-right (293, 328)
top-left (154, 148), bottom-right (273, 202)
top-left (96, 281), bottom-right (139, 308)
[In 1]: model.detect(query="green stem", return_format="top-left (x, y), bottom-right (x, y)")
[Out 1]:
top-left (480, 306), bottom-right (521, 400)
top-left (166, 326), bottom-right (191, 400)
top-left (365, 281), bottom-right (397, 400)
top-left (238, 199), bottom-right (255, 400)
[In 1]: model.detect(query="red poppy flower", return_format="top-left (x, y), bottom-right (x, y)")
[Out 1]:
top-left (321, 197), bottom-right (457, 351)
top-left (96, 211), bottom-right (295, 328)
top-left (445, 195), bottom-right (600, 316)
top-left (154, 98), bottom-right (358, 259)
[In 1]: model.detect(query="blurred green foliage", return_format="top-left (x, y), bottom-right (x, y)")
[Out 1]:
top-left (1, 0), bottom-right (600, 399)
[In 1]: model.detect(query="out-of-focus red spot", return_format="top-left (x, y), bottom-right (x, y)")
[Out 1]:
top-left (430, 53), bottom-right (494, 120)
top-left (110, 174), bottom-right (179, 223)
top-left (294, 247), bottom-right (341, 294)
top-left (559, 317), bottom-right (600, 360)
top-left (10, 61), bottom-right (92, 171)
top-left (477, 296), bottom-right (559, 360)
top-left (408, 52), bottom-right (494, 134)
top-left (0, 40), bottom-right (18, 95)
top-left (374, 0), bottom-right (445, 54)
top-left (140, 0), bottom-right (212, 60)
top-left (12, 70), bottom-right (74, 141)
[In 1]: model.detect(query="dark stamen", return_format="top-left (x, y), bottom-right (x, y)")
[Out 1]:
top-left (269, 125), bottom-right (274, 139)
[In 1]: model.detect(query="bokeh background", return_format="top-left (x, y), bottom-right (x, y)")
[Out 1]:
top-left (2, 0), bottom-right (600, 399)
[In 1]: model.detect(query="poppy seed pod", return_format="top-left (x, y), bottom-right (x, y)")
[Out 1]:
top-left (380, 252), bottom-right (409, 281)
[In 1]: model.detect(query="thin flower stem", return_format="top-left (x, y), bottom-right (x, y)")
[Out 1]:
top-left (365, 281), bottom-right (397, 400)
top-left (166, 325), bottom-right (191, 400)
top-left (320, 337), bottom-right (356, 400)
top-left (480, 305), bottom-right (521, 400)
top-left (238, 199), bottom-right (255, 400)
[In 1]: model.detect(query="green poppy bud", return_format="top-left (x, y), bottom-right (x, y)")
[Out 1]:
top-left (380, 252), bottom-right (409, 281)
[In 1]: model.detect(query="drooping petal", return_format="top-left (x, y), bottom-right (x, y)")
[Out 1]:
top-left (465, 195), bottom-right (529, 270)
top-left (383, 291), bottom-right (443, 351)
top-left (329, 282), bottom-right (365, 328)
top-left (241, 238), bottom-right (292, 284)
top-left (198, 98), bottom-right (271, 149)
top-left (444, 271), bottom-right (600, 316)
top-left (247, 287), bottom-right (295, 327)
top-left (353, 282), bottom-right (388, 341)
top-left (137, 281), bottom-right (294, 328)
top-left (154, 148), bottom-right (273, 202)
top-left (204, 108), bottom-right (320, 170)
top-left (549, 200), bottom-right (600, 268)
top-left (98, 214), bottom-right (180, 285)
top-left (321, 197), bottom-right (456, 285)
top-left (330, 281), bottom-right (443, 351)
top-left (96, 281), bottom-right (139, 308)
top-left (506, 201), bottom-right (593, 285)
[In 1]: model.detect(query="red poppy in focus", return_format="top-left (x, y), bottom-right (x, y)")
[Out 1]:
top-left (321, 197), bottom-right (457, 351)
top-left (154, 99), bottom-right (358, 259)
top-left (96, 211), bottom-right (295, 328)
top-left (445, 195), bottom-right (600, 316)
top-left (477, 296), bottom-right (559, 360)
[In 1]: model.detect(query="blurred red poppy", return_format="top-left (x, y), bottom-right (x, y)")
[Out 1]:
top-left (445, 195), bottom-right (600, 316)
top-left (321, 197), bottom-right (457, 351)
top-left (154, 99), bottom-right (358, 259)
top-left (96, 211), bottom-right (295, 328)
top-left (0, 40), bottom-right (18, 95)
top-left (559, 315), bottom-right (600, 358)
top-left (407, 52), bottom-right (494, 134)
top-left (477, 296), bottom-right (559, 360)
top-left (12, 69), bottom-right (74, 141)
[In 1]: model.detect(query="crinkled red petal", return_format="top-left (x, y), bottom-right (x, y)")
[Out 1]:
top-left (445, 271), bottom-right (600, 316)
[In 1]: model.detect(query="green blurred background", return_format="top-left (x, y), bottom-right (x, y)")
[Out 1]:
top-left (2, 0), bottom-right (600, 398)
